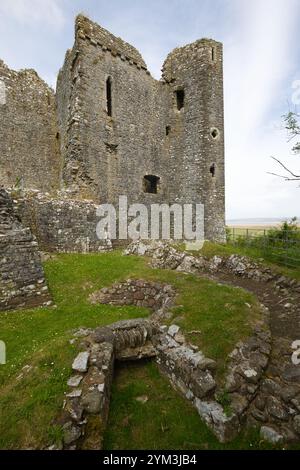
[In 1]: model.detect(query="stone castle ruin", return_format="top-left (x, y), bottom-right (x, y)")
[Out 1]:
top-left (2, 18), bottom-right (300, 448)
top-left (0, 15), bottom-right (225, 239)
top-left (0, 15), bottom-right (225, 309)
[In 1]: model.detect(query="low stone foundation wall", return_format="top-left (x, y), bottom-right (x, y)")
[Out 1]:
top-left (123, 240), bottom-right (300, 445)
top-left (125, 240), bottom-right (300, 292)
top-left (61, 319), bottom-right (157, 449)
top-left (58, 276), bottom-right (272, 449)
top-left (61, 319), bottom-right (271, 448)
top-left (89, 279), bottom-right (176, 321)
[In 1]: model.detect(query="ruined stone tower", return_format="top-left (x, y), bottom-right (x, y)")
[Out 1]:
top-left (0, 15), bottom-right (225, 243)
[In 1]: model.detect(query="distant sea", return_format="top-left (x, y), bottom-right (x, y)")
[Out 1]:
top-left (226, 217), bottom-right (299, 226)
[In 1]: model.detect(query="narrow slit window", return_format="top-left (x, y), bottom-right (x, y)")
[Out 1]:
top-left (210, 163), bottom-right (216, 177)
top-left (175, 89), bottom-right (184, 111)
top-left (143, 175), bottom-right (160, 194)
top-left (212, 47), bottom-right (215, 61)
top-left (106, 77), bottom-right (112, 117)
top-left (166, 126), bottom-right (171, 136)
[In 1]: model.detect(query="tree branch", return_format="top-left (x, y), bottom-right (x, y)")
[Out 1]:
top-left (270, 156), bottom-right (300, 178)
top-left (267, 172), bottom-right (300, 181)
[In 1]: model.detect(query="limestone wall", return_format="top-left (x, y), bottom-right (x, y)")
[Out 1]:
top-left (0, 15), bottom-right (226, 243)
top-left (162, 39), bottom-right (225, 241)
top-left (0, 60), bottom-right (61, 192)
top-left (56, 15), bottom-right (225, 242)
top-left (57, 15), bottom-right (169, 206)
top-left (0, 190), bottom-right (50, 311)
top-left (15, 192), bottom-right (111, 253)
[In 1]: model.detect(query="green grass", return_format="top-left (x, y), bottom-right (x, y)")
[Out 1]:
top-left (104, 360), bottom-right (285, 450)
top-left (0, 251), bottom-right (267, 449)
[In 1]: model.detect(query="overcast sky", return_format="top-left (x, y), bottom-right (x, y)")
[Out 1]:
top-left (0, 0), bottom-right (299, 219)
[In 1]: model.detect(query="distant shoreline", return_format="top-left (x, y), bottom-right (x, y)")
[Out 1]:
top-left (227, 218), bottom-right (299, 227)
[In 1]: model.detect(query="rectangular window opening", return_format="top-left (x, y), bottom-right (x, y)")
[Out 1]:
top-left (143, 175), bottom-right (160, 194)
top-left (175, 89), bottom-right (184, 111)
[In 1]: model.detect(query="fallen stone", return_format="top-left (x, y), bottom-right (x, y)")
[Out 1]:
top-left (243, 369), bottom-right (257, 379)
top-left (197, 357), bottom-right (217, 371)
top-left (67, 375), bottom-right (83, 388)
top-left (174, 332), bottom-right (185, 344)
top-left (293, 415), bottom-right (300, 435)
top-left (65, 399), bottom-right (84, 422)
top-left (194, 399), bottom-right (239, 443)
top-left (191, 370), bottom-right (216, 398)
top-left (73, 328), bottom-right (92, 338)
top-left (81, 389), bottom-right (103, 414)
top-left (72, 351), bottom-right (89, 373)
top-left (280, 385), bottom-right (299, 403)
top-left (260, 426), bottom-right (283, 444)
top-left (251, 408), bottom-right (266, 422)
top-left (282, 366), bottom-right (300, 383)
top-left (168, 325), bottom-right (180, 337)
top-left (135, 395), bottom-right (149, 404)
top-left (62, 422), bottom-right (81, 445)
top-left (66, 389), bottom-right (82, 398)
top-left (266, 396), bottom-right (288, 421)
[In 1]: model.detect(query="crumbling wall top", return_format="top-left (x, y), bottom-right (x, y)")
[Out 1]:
top-left (75, 14), bottom-right (147, 69)
top-left (0, 58), bottom-right (55, 93)
top-left (161, 37), bottom-right (222, 82)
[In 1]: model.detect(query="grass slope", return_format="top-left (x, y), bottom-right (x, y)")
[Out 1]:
top-left (0, 251), bottom-right (270, 449)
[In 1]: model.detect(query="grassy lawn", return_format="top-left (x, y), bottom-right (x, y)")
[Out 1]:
top-left (104, 360), bottom-right (281, 450)
top-left (0, 251), bottom-right (267, 449)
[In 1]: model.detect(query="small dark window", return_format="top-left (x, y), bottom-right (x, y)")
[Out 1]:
top-left (175, 89), bottom-right (184, 111)
top-left (211, 128), bottom-right (219, 139)
top-left (212, 47), bottom-right (215, 61)
top-left (143, 175), bottom-right (160, 194)
top-left (106, 77), bottom-right (112, 116)
top-left (166, 126), bottom-right (171, 136)
top-left (210, 164), bottom-right (216, 177)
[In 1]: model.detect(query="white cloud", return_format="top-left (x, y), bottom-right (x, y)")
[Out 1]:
top-left (225, 0), bottom-right (298, 134)
top-left (0, 0), bottom-right (65, 30)
top-left (224, 0), bottom-right (300, 218)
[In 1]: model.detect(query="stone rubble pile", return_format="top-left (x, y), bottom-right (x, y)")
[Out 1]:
top-left (124, 240), bottom-right (300, 292)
